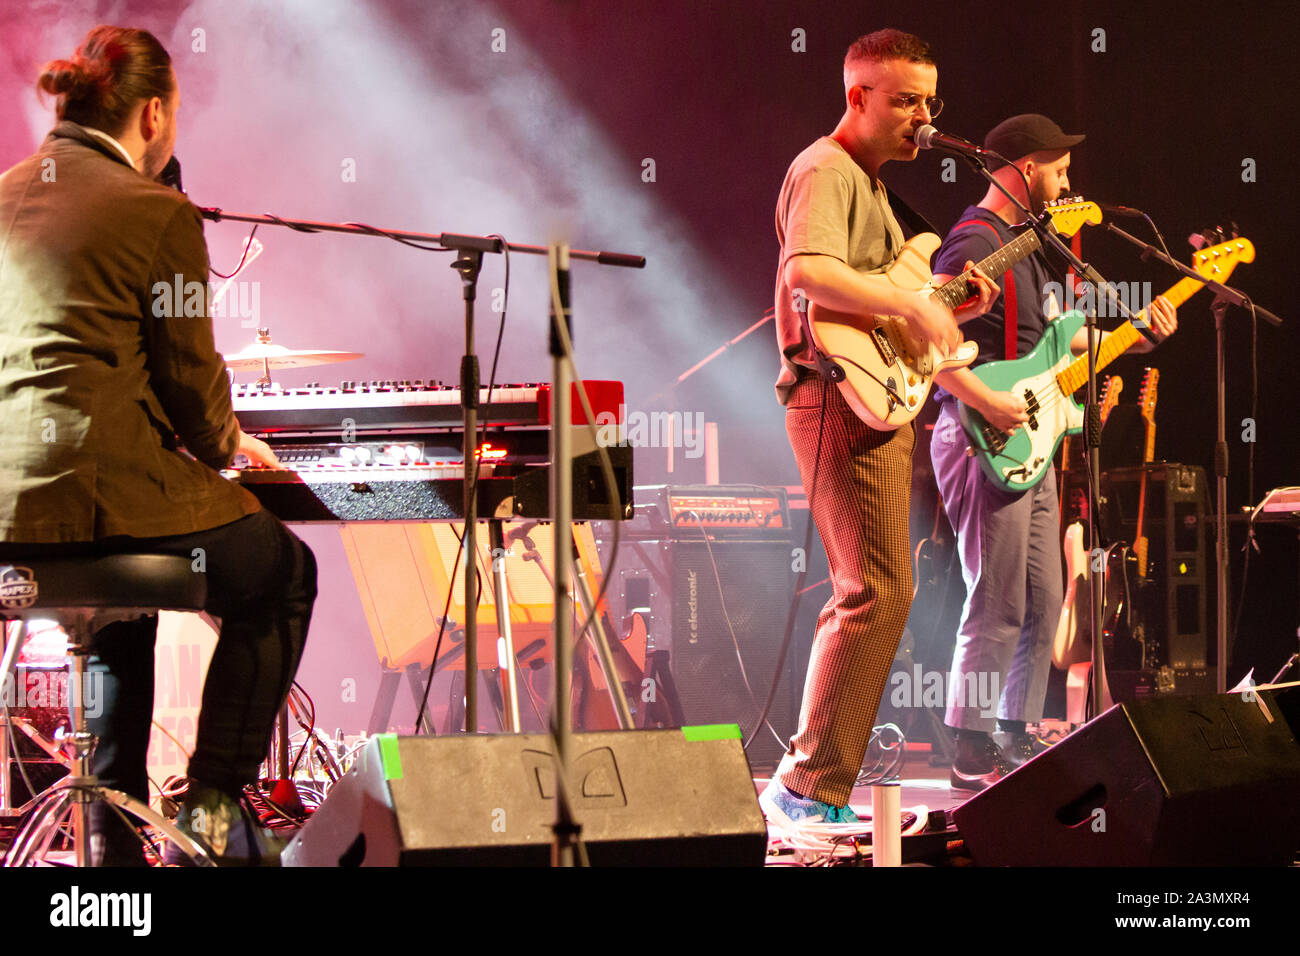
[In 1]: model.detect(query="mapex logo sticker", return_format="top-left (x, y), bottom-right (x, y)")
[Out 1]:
top-left (0, 566), bottom-right (37, 610)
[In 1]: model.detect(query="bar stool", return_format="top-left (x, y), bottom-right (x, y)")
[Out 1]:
top-left (0, 554), bottom-right (215, 867)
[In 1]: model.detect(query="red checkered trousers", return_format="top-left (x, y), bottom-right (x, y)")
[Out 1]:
top-left (775, 372), bottom-right (914, 806)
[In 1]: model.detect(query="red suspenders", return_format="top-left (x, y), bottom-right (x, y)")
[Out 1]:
top-left (952, 218), bottom-right (1018, 360)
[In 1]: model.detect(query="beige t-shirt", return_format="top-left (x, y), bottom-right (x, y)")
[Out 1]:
top-left (773, 136), bottom-right (905, 404)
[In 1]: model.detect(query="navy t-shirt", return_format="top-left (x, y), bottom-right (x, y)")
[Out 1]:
top-left (932, 205), bottom-right (1061, 369)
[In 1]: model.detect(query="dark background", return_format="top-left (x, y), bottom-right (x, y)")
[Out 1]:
top-left (2, 0), bottom-right (1295, 733)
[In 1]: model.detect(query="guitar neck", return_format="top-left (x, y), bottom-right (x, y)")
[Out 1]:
top-left (931, 228), bottom-right (1042, 311)
top-left (1056, 274), bottom-right (1202, 395)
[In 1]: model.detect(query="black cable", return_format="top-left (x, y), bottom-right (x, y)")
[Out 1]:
top-left (412, 236), bottom-right (509, 735)
top-left (744, 375), bottom-right (829, 755)
top-left (208, 224), bottom-right (261, 279)
top-left (820, 351), bottom-right (907, 406)
top-left (413, 534), bottom-right (464, 735)
top-left (340, 221), bottom-right (455, 254)
top-left (689, 510), bottom-right (786, 752)
top-left (1231, 299), bottom-right (1261, 650)
top-left (1140, 212), bottom-right (1173, 262)
top-left (855, 723), bottom-right (907, 786)
top-left (544, 248), bottom-right (624, 868)
top-left (287, 683), bottom-right (315, 777)
top-left (540, 256), bottom-right (625, 659)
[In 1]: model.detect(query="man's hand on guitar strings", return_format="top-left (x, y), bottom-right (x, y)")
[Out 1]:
top-left (907, 291), bottom-right (961, 358)
top-left (981, 390), bottom-right (1029, 435)
top-left (1133, 295), bottom-right (1178, 352)
top-left (952, 261), bottom-right (1000, 324)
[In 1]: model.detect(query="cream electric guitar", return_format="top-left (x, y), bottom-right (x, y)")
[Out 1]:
top-left (807, 198), bottom-right (1101, 430)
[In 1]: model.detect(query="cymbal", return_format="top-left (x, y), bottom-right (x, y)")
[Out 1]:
top-left (223, 343), bottom-right (364, 371)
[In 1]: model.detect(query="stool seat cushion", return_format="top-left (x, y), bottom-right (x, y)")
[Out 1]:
top-left (0, 554), bottom-right (206, 615)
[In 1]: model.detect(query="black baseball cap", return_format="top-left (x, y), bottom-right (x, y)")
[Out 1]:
top-left (984, 113), bottom-right (1085, 163)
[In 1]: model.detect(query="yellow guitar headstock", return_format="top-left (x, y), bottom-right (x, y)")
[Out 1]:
top-left (1100, 375), bottom-right (1123, 424)
top-left (1044, 197), bottom-right (1103, 238)
top-left (1139, 367), bottom-right (1159, 421)
top-left (1192, 237), bottom-right (1255, 282)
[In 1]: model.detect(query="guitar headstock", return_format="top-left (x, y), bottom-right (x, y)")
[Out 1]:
top-left (1190, 233), bottom-right (1254, 282)
top-left (1100, 375), bottom-right (1124, 425)
top-left (1139, 367), bottom-right (1158, 423)
top-left (1042, 197), bottom-right (1103, 238)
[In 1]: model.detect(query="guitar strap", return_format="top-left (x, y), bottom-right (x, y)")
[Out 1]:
top-left (953, 218), bottom-right (1018, 360)
top-left (882, 188), bottom-right (938, 241)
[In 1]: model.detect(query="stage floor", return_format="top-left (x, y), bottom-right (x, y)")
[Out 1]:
top-left (753, 744), bottom-right (972, 866)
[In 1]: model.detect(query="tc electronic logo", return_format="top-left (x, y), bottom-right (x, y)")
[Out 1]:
top-left (0, 566), bottom-right (37, 610)
top-left (686, 569), bottom-right (698, 643)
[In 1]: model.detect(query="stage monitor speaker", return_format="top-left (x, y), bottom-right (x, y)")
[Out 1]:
top-left (283, 729), bottom-right (767, 866)
top-left (953, 692), bottom-right (1300, 866)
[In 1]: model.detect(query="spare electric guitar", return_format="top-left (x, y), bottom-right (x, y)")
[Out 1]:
top-left (958, 235), bottom-right (1254, 492)
top-left (1052, 374), bottom-right (1123, 670)
top-left (1131, 368), bottom-right (1160, 579)
top-left (807, 198), bottom-right (1101, 430)
top-left (1099, 367), bottom-right (1161, 672)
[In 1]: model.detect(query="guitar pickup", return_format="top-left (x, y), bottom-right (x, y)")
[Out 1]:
top-left (1024, 388), bottom-right (1039, 430)
top-left (870, 327), bottom-right (898, 365)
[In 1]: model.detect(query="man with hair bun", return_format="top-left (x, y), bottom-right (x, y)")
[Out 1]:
top-left (761, 28), bottom-right (998, 828)
top-left (0, 25), bottom-right (316, 865)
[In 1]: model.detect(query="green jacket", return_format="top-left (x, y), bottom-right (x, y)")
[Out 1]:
top-left (0, 123), bottom-right (259, 542)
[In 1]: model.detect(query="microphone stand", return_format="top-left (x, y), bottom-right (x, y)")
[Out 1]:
top-left (197, 207), bottom-right (643, 730)
top-left (1103, 223), bottom-right (1281, 692)
top-left (644, 312), bottom-right (774, 407)
top-left (955, 152), bottom-right (1143, 718)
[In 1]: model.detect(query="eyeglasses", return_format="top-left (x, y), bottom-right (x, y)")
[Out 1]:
top-left (859, 85), bottom-right (943, 118)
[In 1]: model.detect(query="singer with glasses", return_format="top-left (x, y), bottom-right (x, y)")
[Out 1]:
top-left (759, 29), bottom-right (998, 830)
top-left (855, 86), bottom-right (944, 119)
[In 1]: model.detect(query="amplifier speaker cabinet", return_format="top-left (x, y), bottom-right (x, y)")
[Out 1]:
top-left (953, 691), bottom-right (1300, 866)
top-left (282, 730), bottom-right (767, 866)
top-left (596, 486), bottom-right (799, 772)
top-left (1101, 463), bottom-right (1211, 680)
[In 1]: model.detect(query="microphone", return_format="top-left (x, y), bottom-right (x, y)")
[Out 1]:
top-left (158, 155), bottom-right (184, 193)
top-left (1098, 202), bottom-right (1148, 219)
top-left (913, 125), bottom-right (991, 158)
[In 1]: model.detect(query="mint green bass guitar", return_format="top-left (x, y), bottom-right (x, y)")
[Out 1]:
top-left (957, 236), bottom-right (1253, 493)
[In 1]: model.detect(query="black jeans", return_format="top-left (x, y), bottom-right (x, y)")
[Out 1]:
top-left (0, 508), bottom-right (316, 801)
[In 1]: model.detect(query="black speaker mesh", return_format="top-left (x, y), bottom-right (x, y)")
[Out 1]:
top-left (669, 541), bottom-right (797, 771)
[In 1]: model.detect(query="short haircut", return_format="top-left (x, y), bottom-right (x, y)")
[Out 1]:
top-left (843, 29), bottom-right (936, 89)
top-left (37, 25), bottom-right (174, 137)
